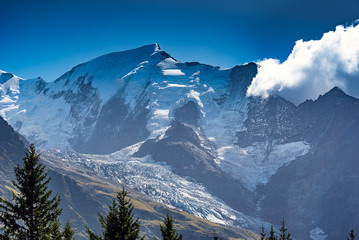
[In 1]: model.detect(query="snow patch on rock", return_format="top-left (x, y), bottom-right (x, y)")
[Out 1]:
top-left (310, 227), bottom-right (328, 240)
top-left (162, 69), bottom-right (185, 76)
top-left (216, 141), bottom-right (311, 190)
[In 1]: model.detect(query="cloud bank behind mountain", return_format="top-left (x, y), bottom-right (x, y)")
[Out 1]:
top-left (247, 21), bottom-right (359, 104)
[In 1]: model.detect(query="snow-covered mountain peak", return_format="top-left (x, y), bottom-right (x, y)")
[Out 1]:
top-left (0, 50), bottom-right (259, 153)
top-left (49, 44), bottom-right (175, 102)
top-left (88, 43), bottom-right (167, 64)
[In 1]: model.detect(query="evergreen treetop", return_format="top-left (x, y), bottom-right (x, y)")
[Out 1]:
top-left (260, 225), bottom-right (266, 240)
top-left (0, 143), bottom-right (62, 240)
top-left (348, 228), bottom-right (356, 240)
top-left (160, 214), bottom-right (182, 240)
top-left (87, 186), bottom-right (143, 240)
top-left (63, 221), bottom-right (75, 240)
top-left (279, 219), bottom-right (292, 240)
top-left (266, 225), bottom-right (278, 240)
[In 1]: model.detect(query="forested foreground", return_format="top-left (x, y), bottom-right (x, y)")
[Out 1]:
top-left (0, 144), bottom-right (356, 240)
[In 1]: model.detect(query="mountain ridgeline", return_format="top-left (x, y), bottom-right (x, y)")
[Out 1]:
top-left (0, 44), bottom-right (358, 239)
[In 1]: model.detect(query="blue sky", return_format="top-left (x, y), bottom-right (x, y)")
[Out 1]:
top-left (1, 0), bottom-right (358, 80)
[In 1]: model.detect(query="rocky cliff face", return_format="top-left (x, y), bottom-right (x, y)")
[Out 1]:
top-left (236, 87), bottom-right (359, 239)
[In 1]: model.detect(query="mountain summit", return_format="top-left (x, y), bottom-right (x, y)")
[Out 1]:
top-left (52, 43), bottom-right (174, 101)
top-left (0, 44), bottom-right (257, 153)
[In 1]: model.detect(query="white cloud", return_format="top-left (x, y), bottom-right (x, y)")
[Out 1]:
top-left (247, 22), bottom-right (359, 104)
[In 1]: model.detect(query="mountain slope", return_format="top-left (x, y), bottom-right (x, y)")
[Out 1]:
top-left (0, 116), bottom-right (258, 240)
top-left (0, 116), bottom-right (28, 179)
top-left (44, 153), bottom-right (258, 240)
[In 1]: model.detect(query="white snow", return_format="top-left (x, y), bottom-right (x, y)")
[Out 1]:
top-left (186, 90), bottom-right (204, 108)
top-left (0, 71), bottom-right (22, 120)
top-left (153, 109), bottom-right (170, 118)
top-left (310, 227), bottom-right (328, 240)
top-left (158, 83), bottom-right (194, 89)
top-left (162, 69), bottom-right (185, 76)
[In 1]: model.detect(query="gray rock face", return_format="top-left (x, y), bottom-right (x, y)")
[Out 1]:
top-left (174, 101), bottom-right (199, 126)
top-left (79, 93), bottom-right (150, 154)
top-left (238, 87), bottom-right (357, 147)
top-left (0, 72), bottom-right (15, 84)
top-left (238, 87), bottom-right (359, 239)
top-left (236, 95), bottom-right (302, 147)
top-left (229, 63), bottom-right (258, 96)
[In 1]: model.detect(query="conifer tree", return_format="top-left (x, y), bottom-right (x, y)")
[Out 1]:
top-left (47, 219), bottom-right (74, 240)
top-left (50, 219), bottom-right (63, 240)
top-left (160, 214), bottom-right (182, 240)
top-left (260, 225), bottom-right (266, 240)
top-left (266, 225), bottom-right (278, 240)
top-left (63, 221), bottom-right (75, 240)
top-left (348, 228), bottom-right (356, 240)
top-left (0, 144), bottom-right (62, 240)
top-left (279, 219), bottom-right (292, 240)
top-left (86, 186), bottom-right (143, 240)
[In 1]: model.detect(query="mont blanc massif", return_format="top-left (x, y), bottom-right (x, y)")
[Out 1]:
top-left (1, 44), bottom-right (358, 240)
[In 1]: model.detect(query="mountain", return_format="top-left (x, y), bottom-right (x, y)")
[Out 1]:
top-left (0, 44), bottom-right (262, 224)
top-left (0, 44), bottom-right (256, 154)
top-left (1, 44), bottom-right (359, 239)
top-left (0, 115), bottom-right (257, 240)
top-left (249, 87), bottom-right (359, 239)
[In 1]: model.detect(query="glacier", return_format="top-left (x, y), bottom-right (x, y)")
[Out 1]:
top-left (42, 144), bottom-right (268, 230)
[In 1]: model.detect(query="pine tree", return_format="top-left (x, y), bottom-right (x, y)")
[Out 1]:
top-left (160, 214), bottom-right (182, 240)
top-left (279, 219), bottom-right (292, 240)
top-left (266, 225), bottom-right (278, 240)
top-left (348, 228), bottom-right (356, 240)
top-left (63, 221), bottom-right (75, 240)
top-left (260, 225), bottom-right (266, 240)
top-left (86, 186), bottom-right (143, 240)
top-left (50, 219), bottom-right (63, 240)
top-left (0, 144), bottom-right (62, 240)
